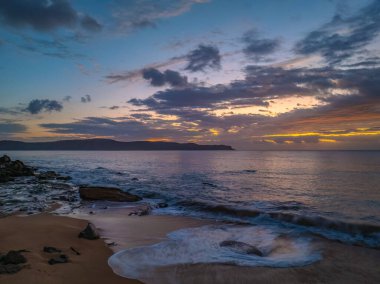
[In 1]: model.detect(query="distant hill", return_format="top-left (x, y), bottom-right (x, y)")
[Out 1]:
top-left (0, 139), bottom-right (234, 151)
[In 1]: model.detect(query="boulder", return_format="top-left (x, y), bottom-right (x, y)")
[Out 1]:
top-left (43, 246), bottom-right (62, 253)
top-left (0, 156), bottom-right (34, 182)
top-left (0, 155), bottom-right (11, 164)
top-left (78, 223), bottom-right (100, 240)
top-left (48, 254), bottom-right (68, 265)
top-left (79, 186), bottom-right (141, 202)
top-left (0, 264), bottom-right (23, 274)
top-left (1, 250), bottom-right (27, 265)
top-left (220, 240), bottom-right (263, 256)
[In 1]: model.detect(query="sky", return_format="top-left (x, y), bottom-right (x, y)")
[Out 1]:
top-left (0, 0), bottom-right (379, 150)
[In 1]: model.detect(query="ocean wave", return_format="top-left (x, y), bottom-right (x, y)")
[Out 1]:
top-left (169, 200), bottom-right (380, 248)
top-left (108, 224), bottom-right (321, 283)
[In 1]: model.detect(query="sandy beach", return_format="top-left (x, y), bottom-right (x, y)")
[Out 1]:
top-left (0, 213), bottom-right (140, 284)
top-left (1, 208), bottom-right (379, 284)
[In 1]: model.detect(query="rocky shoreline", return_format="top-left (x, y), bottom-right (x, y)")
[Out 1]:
top-left (0, 155), bottom-right (146, 276)
top-left (0, 155), bottom-right (146, 217)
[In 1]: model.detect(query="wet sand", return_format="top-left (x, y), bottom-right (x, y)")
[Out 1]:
top-left (150, 241), bottom-right (380, 284)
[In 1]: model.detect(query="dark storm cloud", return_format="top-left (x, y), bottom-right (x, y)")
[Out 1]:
top-left (295, 0), bottom-right (380, 64)
top-left (81, 94), bottom-right (91, 103)
top-left (0, 122), bottom-right (27, 134)
top-left (25, 99), bottom-right (63, 114)
top-left (185, 44), bottom-right (221, 72)
top-left (142, 68), bottom-right (188, 87)
top-left (0, 0), bottom-right (101, 32)
top-left (242, 29), bottom-right (280, 60)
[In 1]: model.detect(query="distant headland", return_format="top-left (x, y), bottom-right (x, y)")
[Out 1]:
top-left (0, 139), bottom-right (234, 151)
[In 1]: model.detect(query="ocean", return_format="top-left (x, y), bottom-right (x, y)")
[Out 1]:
top-left (2, 150), bottom-right (380, 274)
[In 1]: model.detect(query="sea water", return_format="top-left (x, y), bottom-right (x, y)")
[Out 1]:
top-left (3, 150), bottom-right (380, 277)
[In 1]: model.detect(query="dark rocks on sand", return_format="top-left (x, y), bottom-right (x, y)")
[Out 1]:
top-left (79, 186), bottom-right (141, 202)
top-left (128, 205), bottom-right (151, 216)
top-left (0, 264), bottom-right (23, 274)
top-left (43, 246), bottom-right (62, 253)
top-left (220, 240), bottom-right (263, 256)
top-left (1, 250), bottom-right (27, 264)
top-left (48, 254), bottom-right (68, 265)
top-left (78, 223), bottom-right (100, 240)
top-left (0, 250), bottom-right (27, 274)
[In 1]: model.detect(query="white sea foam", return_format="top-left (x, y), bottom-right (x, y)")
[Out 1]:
top-left (108, 224), bottom-right (321, 282)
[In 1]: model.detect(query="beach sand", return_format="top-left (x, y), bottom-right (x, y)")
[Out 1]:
top-left (1, 210), bottom-right (380, 284)
top-left (0, 213), bottom-right (140, 284)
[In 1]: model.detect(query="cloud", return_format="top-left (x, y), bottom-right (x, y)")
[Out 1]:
top-left (0, 107), bottom-right (21, 115)
top-left (295, 0), bottom-right (380, 64)
top-left (63, 96), bottom-right (72, 102)
top-left (185, 44), bottom-right (221, 72)
top-left (80, 14), bottom-right (102, 32)
top-left (39, 116), bottom-right (187, 141)
top-left (81, 94), bottom-right (91, 103)
top-left (25, 99), bottom-right (63, 114)
top-left (109, 106), bottom-right (119, 110)
top-left (242, 29), bottom-right (280, 60)
top-left (105, 56), bottom-right (184, 84)
top-left (0, 122), bottom-right (27, 134)
top-left (142, 68), bottom-right (188, 87)
top-left (0, 0), bottom-right (101, 32)
top-left (110, 0), bottom-right (209, 33)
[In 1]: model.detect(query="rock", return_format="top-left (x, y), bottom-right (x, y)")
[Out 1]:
top-left (56, 175), bottom-right (72, 181)
top-left (79, 186), bottom-right (141, 202)
top-left (128, 205), bottom-right (151, 216)
top-left (0, 156), bottom-right (34, 183)
top-left (48, 254), bottom-right (68, 265)
top-left (2, 250), bottom-right (27, 264)
top-left (157, 202), bottom-right (168, 208)
top-left (0, 264), bottom-right (23, 274)
top-left (220, 240), bottom-right (263, 256)
top-left (78, 223), bottom-right (100, 240)
top-left (0, 155), bottom-right (11, 164)
top-left (37, 171), bottom-right (59, 180)
top-left (43, 246), bottom-right (62, 253)
top-left (202, 182), bottom-right (217, 188)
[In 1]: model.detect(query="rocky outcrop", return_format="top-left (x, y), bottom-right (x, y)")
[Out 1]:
top-left (220, 240), bottom-right (263, 256)
top-left (78, 223), bottom-right (100, 240)
top-left (79, 186), bottom-right (141, 202)
top-left (37, 171), bottom-right (71, 181)
top-left (0, 155), bottom-right (34, 183)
